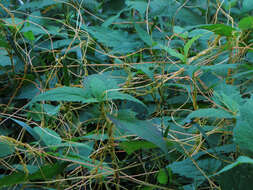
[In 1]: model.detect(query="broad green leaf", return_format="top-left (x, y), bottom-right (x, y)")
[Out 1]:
top-left (234, 99), bottom-right (253, 153)
top-left (102, 8), bottom-right (127, 27)
top-left (18, 0), bottom-right (63, 11)
top-left (29, 162), bottom-right (68, 180)
top-left (31, 87), bottom-right (146, 109)
top-left (107, 91), bottom-right (147, 110)
top-left (13, 164), bottom-right (39, 174)
top-left (0, 55), bottom-right (11, 67)
top-left (119, 141), bottom-right (158, 155)
top-left (52, 141), bottom-right (94, 158)
top-left (199, 24), bottom-right (236, 37)
top-left (108, 110), bottom-right (168, 156)
top-left (86, 76), bottom-right (107, 99)
top-left (2, 18), bottom-right (24, 28)
top-left (83, 73), bottom-right (118, 99)
top-left (168, 158), bottom-right (221, 185)
top-left (185, 108), bottom-right (234, 121)
top-left (43, 104), bottom-right (60, 116)
top-left (0, 162), bottom-right (68, 188)
top-left (184, 35), bottom-right (202, 62)
top-left (48, 152), bottom-right (113, 176)
top-left (11, 118), bottom-right (39, 139)
top-left (0, 34), bottom-right (9, 48)
top-left (23, 30), bottom-right (35, 41)
top-left (238, 16), bottom-right (253, 31)
top-left (85, 26), bottom-right (142, 54)
top-left (157, 169), bottom-right (168, 185)
top-left (0, 139), bottom-right (15, 157)
top-left (159, 44), bottom-right (185, 62)
top-left (218, 160), bottom-right (253, 190)
top-left (31, 86), bottom-right (97, 104)
top-left (84, 73), bottom-right (147, 108)
top-left (126, 1), bottom-right (147, 17)
top-left (33, 127), bottom-right (61, 146)
top-left (213, 91), bottom-right (240, 114)
top-left (214, 156), bottom-right (253, 176)
top-left (135, 24), bottom-right (153, 46)
top-left (242, 0), bottom-right (253, 12)
top-left (150, 0), bottom-right (205, 25)
top-left (15, 84), bottom-right (40, 99)
top-left (0, 172), bottom-right (26, 188)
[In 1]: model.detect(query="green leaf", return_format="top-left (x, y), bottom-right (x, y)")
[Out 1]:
top-left (11, 118), bottom-right (39, 139)
top-left (29, 162), bottom-right (68, 180)
top-left (213, 91), bottom-right (239, 114)
top-left (159, 44), bottom-right (185, 62)
top-left (18, 0), bottom-right (63, 11)
top-left (184, 35), bottom-right (202, 62)
top-left (0, 55), bottom-right (11, 67)
top-left (48, 152), bottom-right (113, 176)
top-left (2, 18), bottom-right (24, 28)
top-left (242, 0), bottom-right (253, 12)
top-left (185, 108), bottom-right (234, 121)
top-left (214, 156), bottom-right (253, 176)
top-left (107, 91), bottom-right (147, 110)
top-left (33, 127), bottom-right (62, 146)
top-left (86, 26), bottom-right (142, 54)
top-left (43, 104), bottom-right (60, 116)
top-left (119, 140), bottom-right (158, 155)
top-left (126, 1), bottom-right (147, 17)
top-left (31, 86), bottom-right (97, 104)
top-left (102, 9), bottom-right (126, 27)
top-left (168, 158), bottom-right (221, 185)
top-left (238, 16), bottom-right (253, 31)
top-left (234, 99), bottom-right (253, 153)
top-left (23, 30), bottom-right (35, 41)
top-left (0, 162), bottom-right (68, 188)
top-left (108, 110), bottom-right (168, 156)
top-left (135, 24), bottom-right (153, 46)
top-left (0, 139), bottom-right (15, 157)
top-left (0, 172), bottom-right (27, 187)
top-left (157, 169), bottom-right (168, 185)
top-left (199, 24), bottom-right (236, 37)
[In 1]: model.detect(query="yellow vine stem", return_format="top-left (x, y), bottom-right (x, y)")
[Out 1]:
top-left (187, 36), bottom-right (221, 64)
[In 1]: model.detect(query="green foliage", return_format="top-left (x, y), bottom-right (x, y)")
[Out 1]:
top-left (157, 169), bottom-right (169, 185)
top-left (0, 162), bottom-right (68, 188)
top-left (0, 0), bottom-right (252, 189)
top-left (0, 139), bottom-right (15, 158)
top-left (33, 127), bottom-right (62, 147)
top-left (119, 140), bottom-right (158, 155)
top-left (234, 98), bottom-right (253, 153)
top-left (108, 110), bottom-right (168, 155)
top-left (199, 24), bottom-right (236, 37)
top-left (238, 16), bottom-right (253, 31)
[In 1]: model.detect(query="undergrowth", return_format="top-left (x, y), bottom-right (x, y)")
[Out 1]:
top-left (0, 0), bottom-right (253, 189)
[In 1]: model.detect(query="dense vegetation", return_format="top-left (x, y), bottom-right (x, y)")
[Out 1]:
top-left (0, 0), bottom-right (253, 189)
